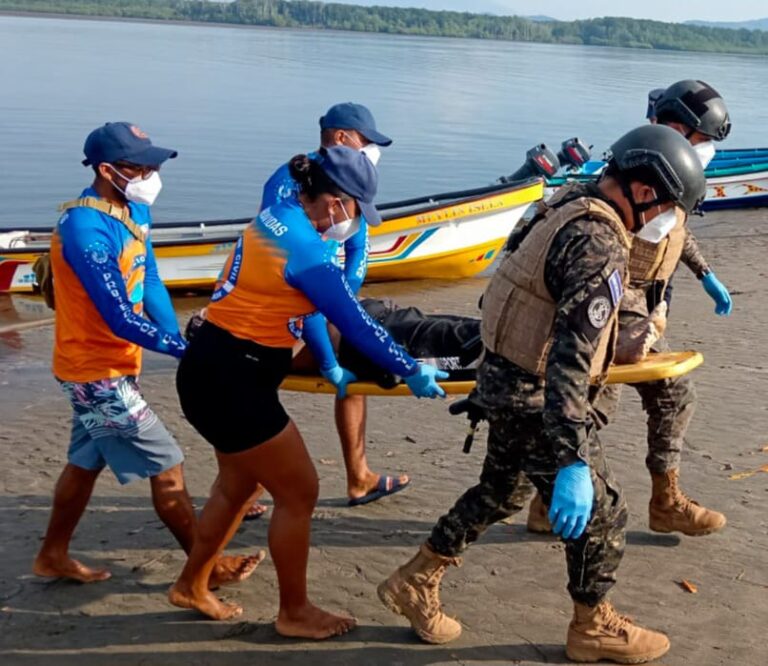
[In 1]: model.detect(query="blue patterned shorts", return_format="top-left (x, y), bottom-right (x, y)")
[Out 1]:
top-left (59, 376), bottom-right (183, 485)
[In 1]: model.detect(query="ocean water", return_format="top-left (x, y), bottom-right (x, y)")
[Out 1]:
top-left (1, 15), bottom-right (766, 227)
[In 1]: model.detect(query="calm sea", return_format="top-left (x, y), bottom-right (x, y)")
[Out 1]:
top-left (1, 14), bottom-right (767, 228)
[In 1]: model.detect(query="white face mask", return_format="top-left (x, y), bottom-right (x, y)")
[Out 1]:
top-left (360, 143), bottom-right (382, 166)
top-left (325, 199), bottom-right (361, 242)
top-left (636, 199), bottom-right (679, 244)
top-left (109, 165), bottom-right (163, 206)
top-left (693, 140), bottom-right (716, 168)
top-left (342, 131), bottom-right (382, 167)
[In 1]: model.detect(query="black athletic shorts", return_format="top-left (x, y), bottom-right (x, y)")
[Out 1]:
top-left (176, 321), bottom-right (292, 454)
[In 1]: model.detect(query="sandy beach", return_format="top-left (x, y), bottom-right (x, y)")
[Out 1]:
top-left (1, 209), bottom-right (767, 666)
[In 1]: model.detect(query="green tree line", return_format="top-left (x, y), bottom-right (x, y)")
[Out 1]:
top-left (2, 0), bottom-right (768, 55)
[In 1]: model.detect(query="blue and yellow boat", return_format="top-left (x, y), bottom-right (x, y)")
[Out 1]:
top-left (0, 178), bottom-right (543, 293)
top-left (550, 148), bottom-right (768, 211)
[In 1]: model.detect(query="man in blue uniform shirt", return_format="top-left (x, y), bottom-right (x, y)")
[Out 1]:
top-left (258, 103), bottom-right (408, 509)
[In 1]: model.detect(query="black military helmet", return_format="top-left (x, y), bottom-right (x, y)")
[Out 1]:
top-left (606, 124), bottom-right (707, 214)
top-left (654, 79), bottom-right (731, 141)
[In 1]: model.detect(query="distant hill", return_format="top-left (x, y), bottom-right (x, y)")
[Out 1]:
top-left (2, 0), bottom-right (768, 56)
top-left (686, 18), bottom-right (768, 32)
top-left (525, 15), bottom-right (557, 23)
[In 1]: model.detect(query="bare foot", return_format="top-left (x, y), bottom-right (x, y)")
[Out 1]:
top-left (348, 473), bottom-right (409, 502)
top-left (33, 554), bottom-right (111, 583)
top-left (209, 551), bottom-right (266, 589)
top-left (276, 602), bottom-right (357, 640)
top-left (168, 581), bottom-right (243, 620)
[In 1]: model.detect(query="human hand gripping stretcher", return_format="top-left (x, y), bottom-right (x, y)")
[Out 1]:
top-left (613, 302), bottom-right (668, 365)
top-left (321, 363), bottom-right (449, 399)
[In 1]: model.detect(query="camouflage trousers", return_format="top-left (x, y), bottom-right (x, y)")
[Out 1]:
top-left (429, 409), bottom-right (628, 607)
top-left (595, 310), bottom-right (697, 474)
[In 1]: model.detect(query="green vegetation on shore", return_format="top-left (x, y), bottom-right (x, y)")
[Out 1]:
top-left (3, 0), bottom-right (768, 55)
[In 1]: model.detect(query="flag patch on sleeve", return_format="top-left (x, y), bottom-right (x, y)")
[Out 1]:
top-left (608, 269), bottom-right (624, 306)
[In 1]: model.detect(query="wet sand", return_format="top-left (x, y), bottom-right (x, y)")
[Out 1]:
top-left (1, 210), bottom-right (767, 665)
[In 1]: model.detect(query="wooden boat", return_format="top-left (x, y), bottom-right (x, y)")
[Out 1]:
top-left (711, 147), bottom-right (768, 165)
top-left (698, 161), bottom-right (768, 210)
top-left (0, 178), bottom-right (543, 294)
top-left (546, 159), bottom-right (768, 211)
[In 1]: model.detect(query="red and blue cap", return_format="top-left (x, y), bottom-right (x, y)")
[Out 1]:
top-left (314, 145), bottom-right (382, 226)
top-left (82, 122), bottom-right (178, 167)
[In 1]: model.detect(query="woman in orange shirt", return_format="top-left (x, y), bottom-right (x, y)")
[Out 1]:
top-left (170, 146), bottom-right (446, 638)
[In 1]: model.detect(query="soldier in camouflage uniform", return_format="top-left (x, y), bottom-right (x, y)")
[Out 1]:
top-left (528, 81), bottom-right (732, 537)
top-left (378, 125), bottom-right (707, 664)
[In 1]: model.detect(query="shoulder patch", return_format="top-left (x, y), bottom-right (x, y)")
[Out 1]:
top-left (587, 296), bottom-right (612, 329)
top-left (608, 269), bottom-right (624, 306)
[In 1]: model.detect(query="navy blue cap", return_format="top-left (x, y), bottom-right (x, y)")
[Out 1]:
top-left (82, 122), bottom-right (178, 167)
top-left (646, 88), bottom-right (666, 120)
top-left (319, 103), bottom-right (392, 146)
top-left (315, 145), bottom-right (382, 226)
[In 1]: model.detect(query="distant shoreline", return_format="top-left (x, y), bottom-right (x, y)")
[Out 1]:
top-left (0, 10), bottom-right (292, 32)
top-left (0, 10), bottom-right (488, 41)
top-left (1, 8), bottom-right (767, 57)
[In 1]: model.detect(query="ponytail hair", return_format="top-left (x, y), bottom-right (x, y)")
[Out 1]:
top-left (288, 150), bottom-right (344, 201)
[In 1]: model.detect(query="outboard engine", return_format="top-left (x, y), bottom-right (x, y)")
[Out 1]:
top-left (499, 144), bottom-right (560, 183)
top-left (557, 137), bottom-right (592, 172)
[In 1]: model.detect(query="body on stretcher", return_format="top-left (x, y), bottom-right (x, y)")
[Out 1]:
top-left (280, 351), bottom-right (704, 396)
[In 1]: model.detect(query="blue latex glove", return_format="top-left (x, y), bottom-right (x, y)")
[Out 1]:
top-left (321, 365), bottom-right (357, 399)
top-left (549, 462), bottom-right (594, 540)
top-left (701, 272), bottom-right (732, 316)
top-left (404, 364), bottom-right (449, 399)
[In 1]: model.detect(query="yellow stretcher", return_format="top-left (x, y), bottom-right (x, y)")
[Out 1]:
top-left (280, 351), bottom-right (703, 396)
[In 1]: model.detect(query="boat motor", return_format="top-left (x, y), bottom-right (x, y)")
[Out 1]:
top-left (557, 137), bottom-right (592, 172)
top-left (499, 144), bottom-right (560, 183)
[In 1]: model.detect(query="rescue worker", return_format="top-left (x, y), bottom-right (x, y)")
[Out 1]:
top-left (253, 103), bottom-right (407, 510)
top-left (378, 125), bottom-right (707, 664)
top-left (528, 80), bottom-right (732, 536)
top-left (33, 122), bottom-right (261, 587)
top-left (171, 147), bottom-right (447, 633)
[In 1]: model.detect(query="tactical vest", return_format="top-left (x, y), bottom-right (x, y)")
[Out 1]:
top-left (481, 184), bottom-right (632, 381)
top-left (627, 207), bottom-right (686, 287)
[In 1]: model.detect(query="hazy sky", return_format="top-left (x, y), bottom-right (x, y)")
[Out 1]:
top-left (334, 0), bottom-right (766, 22)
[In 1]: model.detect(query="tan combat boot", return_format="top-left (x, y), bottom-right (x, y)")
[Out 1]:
top-left (649, 469), bottom-right (726, 536)
top-left (526, 492), bottom-right (552, 533)
top-left (377, 542), bottom-right (462, 644)
top-left (566, 601), bottom-right (670, 664)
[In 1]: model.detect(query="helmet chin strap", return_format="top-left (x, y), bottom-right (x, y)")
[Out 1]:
top-left (620, 180), bottom-right (666, 231)
top-left (619, 179), bottom-right (645, 231)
